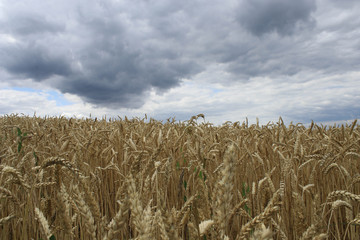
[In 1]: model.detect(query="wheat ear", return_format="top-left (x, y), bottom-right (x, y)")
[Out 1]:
top-left (57, 184), bottom-right (73, 236)
top-left (213, 144), bottom-right (236, 237)
top-left (72, 186), bottom-right (97, 240)
top-left (35, 207), bottom-right (52, 239)
top-left (104, 199), bottom-right (129, 240)
top-left (0, 215), bottom-right (16, 226)
top-left (1, 165), bottom-right (31, 189)
top-left (128, 174), bottom-right (145, 236)
top-left (237, 189), bottom-right (282, 240)
top-left (154, 209), bottom-right (170, 240)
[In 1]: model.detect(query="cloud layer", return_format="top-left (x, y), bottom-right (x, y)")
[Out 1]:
top-left (236, 0), bottom-right (316, 36)
top-left (1, 0), bottom-right (359, 124)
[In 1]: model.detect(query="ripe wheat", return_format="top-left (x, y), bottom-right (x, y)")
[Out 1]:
top-left (0, 114), bottom-right (359, 239)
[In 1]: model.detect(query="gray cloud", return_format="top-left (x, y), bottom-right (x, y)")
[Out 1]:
top-left (1, 43), bottom-right (71, 80)
top-left (1, 1), bottom-right (202, 108)
top-left (60, 9), bottom-right (201, 108)
top-left (285, 106), bottom-right (360, 124)
top-left (329, 0), bottom-right (359, 8)
top-left (0, 0), bottom-right (360, 123)
top-left (3, 13), bottom-right (65, 36)
top-left (236, 0), bottom-right (316, 36)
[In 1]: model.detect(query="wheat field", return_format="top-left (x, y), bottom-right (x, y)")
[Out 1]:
top-left (0, 114), bottom-right (359, 239)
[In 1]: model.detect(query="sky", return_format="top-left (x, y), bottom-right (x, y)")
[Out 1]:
top-left (0, 0), bottom-right (359, 126)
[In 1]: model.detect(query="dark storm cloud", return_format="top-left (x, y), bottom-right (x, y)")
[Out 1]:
top-left (3, 13), bottom-right (65, 36)
top-left (54, 9), bottom-right (202, 108)
top-left (1, 43), bottom-right (71, 80)
top-left (0, 0), bottom-right (202, 108)
top-left (58, 37), bottom-right (200, 108)
top-left (236, 0), bottom-right (316, 36)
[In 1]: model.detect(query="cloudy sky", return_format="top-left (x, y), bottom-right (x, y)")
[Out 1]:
top-left (0, 0), bottom-right (359, 125)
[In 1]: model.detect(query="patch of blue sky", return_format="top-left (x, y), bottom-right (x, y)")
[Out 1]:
top-left (46, 90), bottom-right (73, 106)
top-left (8, 87), bottom-right (72, 106)
top-left (10, 87), bottom-right (39, 92)
top-left (210, 88), bottom-right (223, 94)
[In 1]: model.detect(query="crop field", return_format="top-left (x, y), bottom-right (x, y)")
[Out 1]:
top-left (0, 114), bottom-right (360, 239)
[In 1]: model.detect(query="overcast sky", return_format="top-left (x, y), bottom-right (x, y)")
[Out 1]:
top-left (0, 0), bottom-right (359, 125)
